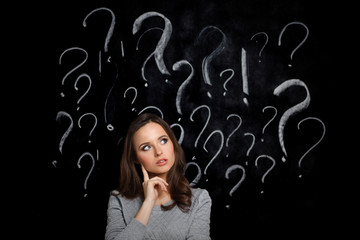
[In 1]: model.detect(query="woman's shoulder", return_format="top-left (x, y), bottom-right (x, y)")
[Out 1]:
top-left (191, 187), bottom-right (210, 196)
top-left (191, 187), bottom-right (212, 203)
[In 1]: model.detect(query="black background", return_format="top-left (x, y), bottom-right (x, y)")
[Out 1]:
top-left (10, 0), bottom-right (356, 239)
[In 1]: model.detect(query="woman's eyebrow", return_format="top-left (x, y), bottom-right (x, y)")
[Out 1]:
top-left (158, 134), bottom-right (168, 140)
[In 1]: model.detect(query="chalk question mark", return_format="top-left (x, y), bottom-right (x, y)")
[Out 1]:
top-left (83, 7), bottom-right (116, 74)
top-left (255, 154), bottom-right (276, 193)
top-left (297, 117), bottom-right (326, 178)
top-left (59, 47), bottom-right (88, 97)
top-left (226, 114), bottom-right (242, 147)
top-left (172, 59), bottom-right (194, 117)
top-left (74, 73), bottom-right (92, 111)
top-left (138, 106), bottom-right (164, 119)
top-left (190, 105), bottom-right (211, 148)
top-left (196, 26), bottom-right (227, 98)
top-left (185, 162), bottom-right (202, 187)
top-left (278, 21), bottom-right (309, 67)
top-left (261, 106), bottom-right (277, 142)
top-left (78, 113), bottom-right (98, 143)
top-left (250, 31), bottom-right (268, 62)
top-left (136, 27), bottom-right (164, 86)
top-left (170, 123), bottom-right (184, 145)
top-left (133, 11), bottom-right (172, 80)
top-left (225, 114), bottom-right (242, 157)
top-left (124, 86), bottom-right (138, 112)
top-left (56, 111), bottom-right (73, 154)
top-left (77, 152), bottom-right (95, 197)
top-left (273, 79), bottom-right (310, 162)
top-left (243, 132), bottom-right (255, 165)
top-left (219, 69), bottom-right (234, 96)
top-left (203, 130), bottom-right (224, 175)
top-left (225, 164), bottom-right (246, 197)
top-left (83, 7), bottom-right (115, 53)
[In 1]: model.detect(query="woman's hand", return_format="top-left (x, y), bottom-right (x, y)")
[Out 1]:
top-left (135, 165), bottom-right (169, 225)
top-left (141, 164), bottom-right (168, 203)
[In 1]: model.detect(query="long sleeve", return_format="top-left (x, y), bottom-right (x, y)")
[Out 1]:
top-left (187, 189), bottom-right (212, 240)
top-left (105, 194), bottom-right (146, 240)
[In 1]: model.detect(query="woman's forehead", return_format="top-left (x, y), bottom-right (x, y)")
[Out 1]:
top-left (133, 122), bottom-right (167, 142)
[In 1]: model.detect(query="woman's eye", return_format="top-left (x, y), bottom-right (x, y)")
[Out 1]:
top-left (160, 138), bottom-right (168, 144)
top-left (142, 145), bottom-right (151, 151)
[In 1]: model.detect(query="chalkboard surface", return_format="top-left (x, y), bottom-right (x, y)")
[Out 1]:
top-left (21, 0), bottom-right (355, 239)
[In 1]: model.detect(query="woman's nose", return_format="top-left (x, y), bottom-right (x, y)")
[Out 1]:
top-left (154, 145), bottom-right (163, 156)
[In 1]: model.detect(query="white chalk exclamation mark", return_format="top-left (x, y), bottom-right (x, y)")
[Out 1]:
top-left (241, 48), bottom-right (249, 106)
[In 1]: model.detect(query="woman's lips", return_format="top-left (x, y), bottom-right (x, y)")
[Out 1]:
top-left (156, 159), bottom-right (167, 166)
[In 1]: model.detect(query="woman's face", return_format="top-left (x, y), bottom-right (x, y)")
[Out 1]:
top-left (133, 122), bottom-right (175, 179)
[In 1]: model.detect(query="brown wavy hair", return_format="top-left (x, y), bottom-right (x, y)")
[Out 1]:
top-left (113, 113), bottom-right (192, 212)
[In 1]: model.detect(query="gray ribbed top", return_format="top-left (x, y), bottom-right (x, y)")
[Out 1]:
top-left (105, 188), bottom-right (212, 240)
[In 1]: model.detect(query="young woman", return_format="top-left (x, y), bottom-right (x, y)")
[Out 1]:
top-left (105, 113), bottom-right (212, 240)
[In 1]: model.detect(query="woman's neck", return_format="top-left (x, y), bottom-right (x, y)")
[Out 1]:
top-left (149, 172), bottom-right (168, 181)
top-left (155, 190), bottom-right (172, 205)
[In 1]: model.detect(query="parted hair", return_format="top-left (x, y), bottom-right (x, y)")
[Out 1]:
top-left (113, 113), bottom-right (192, 212)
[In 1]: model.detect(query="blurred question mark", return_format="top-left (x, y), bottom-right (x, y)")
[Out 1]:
top-left (250, 31), bottom-right (268, 63)
top-left (78, 113), bottom-right (98, 143)
top-left (255, 154), bottom-right (276, 193)
top-left (297, 117), bottom-right (326, 178)
top-left (83, 7), bottom-right (115, 53)
top-left (133, 11), bottom-right (172, 85)
top-left (219, 69), bottom-right (234, 96)
top-left (136, 27), bottom-right (164, 86)
top-left (273, 79), bottom-right (310, 162)
top-left (261, 106), bottom-right (277, 142)
top-left (56, 111), bottom-right (73, 154)
top-left (203, 130), bottom-right (224, 175)
top-left (190, 105), bottom-right (211, 148)
top-left (225, 164), bottom-right (246, 197)
top-left (196, 26), bottom-right (227, 99)
top-left (74, 73), bottom-right (92, 111)
top-left (124, 86), bottom-right (138, 112)
top-left (77, 152), bottom-right (95, 197)
top-left (278, 21), bottom-right (309, 67)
